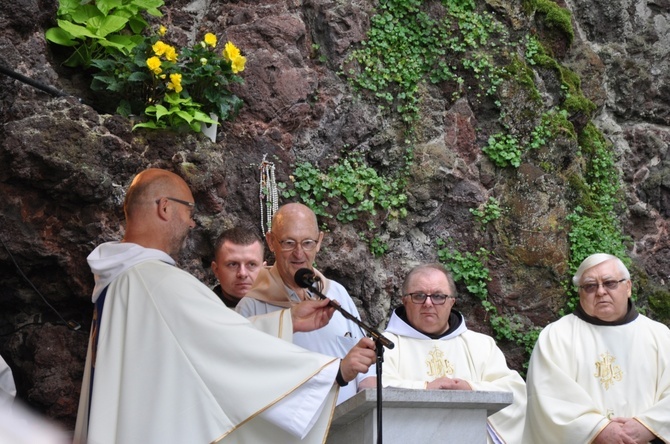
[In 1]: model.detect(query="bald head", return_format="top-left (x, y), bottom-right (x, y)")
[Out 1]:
top-left (266, 203), bottom-right (323, 290)
top-left (271, 203), bottom-right (318, 233)
top-left (123, 168), bottom-right (196, 257)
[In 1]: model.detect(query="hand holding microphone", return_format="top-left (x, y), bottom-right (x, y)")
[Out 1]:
top-left (294, 268), bottom-right (394, 349)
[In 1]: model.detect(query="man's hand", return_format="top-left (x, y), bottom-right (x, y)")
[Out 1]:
top-left (426, 377), bottom-right (472, 390)
top-left (358, 376), bottom-right (377, 390)
top-left (340, 338), bottom-right (376, 383)
top-left (620, 418), bottom-right (656, 444)
top-left (594, 419), bottom-right (638, 444)
top-left (291, 298), bottom-right (335, 332)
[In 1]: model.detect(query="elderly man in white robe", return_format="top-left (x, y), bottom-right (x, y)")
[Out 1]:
top-left (523, 253), bottom-right (670, 444)
top-left (359, 263), bottom-right (527, 444)
top-left (73, 168), bottom-right (376, 444)
top-left (237, 202), bottom-right (366, 404)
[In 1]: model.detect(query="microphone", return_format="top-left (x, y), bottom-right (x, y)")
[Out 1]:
top-left (293, 269), bottom-right (394, 349)
top-left (294, 268), bottom-right (321, 288)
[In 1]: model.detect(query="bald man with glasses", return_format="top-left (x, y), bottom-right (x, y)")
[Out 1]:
top-left (523, 253), bottom-right (670, 444)
top-left (75, 170), bottom-right (376, 444)
top-left (237, 203), bottom-right (366, 404)
top-left (359, 263), bottom-right (527, 444)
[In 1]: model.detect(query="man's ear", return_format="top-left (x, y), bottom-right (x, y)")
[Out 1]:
top-left (156, 198), bottom-right (170, 221)
top-left (265, 231), bottom-right (275, 252)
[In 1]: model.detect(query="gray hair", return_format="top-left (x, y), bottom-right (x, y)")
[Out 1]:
top-left (572, 253), bottom-right (630, 286)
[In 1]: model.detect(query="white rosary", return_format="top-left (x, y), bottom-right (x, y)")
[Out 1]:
top-left (259, 154), bottom-right (279, 234)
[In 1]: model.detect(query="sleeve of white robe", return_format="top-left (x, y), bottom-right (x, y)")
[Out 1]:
top-left (248, 309), bottom-right (341, 438)
top-left (261, 361), bottom-right (339, 438)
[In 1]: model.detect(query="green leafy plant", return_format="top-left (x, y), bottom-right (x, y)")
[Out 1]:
top-left (470, 197), bottom-right (502, 227)
top-left (563, 123), bottom-right (631, 312)
top-left (343, 0), bottom-right (510, 126)
top-left (45, 0), bottom-right (163, 67)
top-left (483, 133), bottom-right (523, 168)
top-left (284, 156), bottom-right (408, 223)
top-left (437, 241), bottom-right (539, 370)
top-left (91, 27), bottom-right (246, 132)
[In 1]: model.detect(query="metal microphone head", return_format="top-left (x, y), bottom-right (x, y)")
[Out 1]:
top-left (294, 268), bottom-right (319, 288)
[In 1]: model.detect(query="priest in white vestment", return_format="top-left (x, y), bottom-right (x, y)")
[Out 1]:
top-left (73, 168), bottom-right (376, 444)
top-left (523, 253), bottom-right (670, 444)
top-left (237, 203), bottom-right (366, 404)
top-left (359, 263), bottom-right (527, 444)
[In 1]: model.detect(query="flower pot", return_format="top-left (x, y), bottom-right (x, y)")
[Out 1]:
top-left (201, 113), bottom-right (219, 142)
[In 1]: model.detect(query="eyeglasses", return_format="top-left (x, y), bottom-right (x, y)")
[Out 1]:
top-left (578, 278), bottom-right (627, 294)
top-left (278, 239), bottom-right (319, 252)
top-left (404, 293), bottom-right (453, 305)
top-left (156, 197), bottom-right (196, 217)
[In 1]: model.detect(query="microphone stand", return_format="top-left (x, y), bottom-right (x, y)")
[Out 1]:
top-left (375, 336), bottom-right (385, 444)
top-left (298, 279), bottom-right (393, 444)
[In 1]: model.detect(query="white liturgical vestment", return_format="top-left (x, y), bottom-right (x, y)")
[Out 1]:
top-left (238, 265), bottom-right (365, 404)
top-left (376, 307), bottom-right (526, 444)
top-left (523, 310), bottom-right (670, 443)
top-left (74, 242), bottom-right (341, 444)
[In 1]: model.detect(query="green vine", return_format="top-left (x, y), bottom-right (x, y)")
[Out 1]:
top-left (470, 196), bottom-right (502, 228)
top-left (343, 0), bottom-right (510, 126)
top-left (563, 123), bottom-right (631, 311)
top-left (282, 155), bottom-right (410, 254)
top-left (437, 241), bottom-right (540, 368)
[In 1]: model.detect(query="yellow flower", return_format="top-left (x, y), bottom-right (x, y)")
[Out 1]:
top-left (204, 33), bottom-right (217, 48)
top-left (158, 25), bottom-right (167, 36)
top-left (164, 45), bottom-right (178, 62)
top-left (223, 41), bottom-right (241, 61)
top-left (146, 56), bottom-right (162, 75)
top-left (231, 55), bottom-right (246, 74)
top-left (152, 40), bottom-right (168, 56)
top-left (200, 58), bottom-right (208, 66)
top-left (167, 73), bottom-right (183, 93)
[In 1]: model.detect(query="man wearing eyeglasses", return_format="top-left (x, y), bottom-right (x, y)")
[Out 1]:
top-left (74, 169), bottom-right (376, 444)
top-left (237, 203), bottom-right (366, 404)
top-left (523, 253), bottom-right (670, 444)
top-left (359, 263), bottom-right (527, 444)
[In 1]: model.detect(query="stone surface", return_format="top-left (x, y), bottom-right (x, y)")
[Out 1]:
top-left (0, 0), bottom-right (669, 431)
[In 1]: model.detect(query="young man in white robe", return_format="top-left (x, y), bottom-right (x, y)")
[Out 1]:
top-left (73, 168), bottom-right (376, 444)
top-left (359, 263), bottom-right (527, 444)
top-left (237, 203), bottom-right (366, 405)
top-left (523, 253), bottom-right (670, 444)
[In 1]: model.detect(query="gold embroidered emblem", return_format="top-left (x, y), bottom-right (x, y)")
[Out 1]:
top-left (426, 346), bottom-right (454, 378)
top-left (594, 352), bottom-right (623, 390)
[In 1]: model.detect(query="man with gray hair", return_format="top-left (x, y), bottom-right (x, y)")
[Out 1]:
top-left (359, 263), bottom-right (527, 443)
top-left (523, 253), bottom-right (670, 443)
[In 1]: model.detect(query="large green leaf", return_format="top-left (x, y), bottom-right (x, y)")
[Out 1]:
top-left (57, 19), bottom-right (100, 40)
top-left (57, 0), bottom-right (84, 16)
top-left (70, 4), bottom-right (103, 24)
top-left (154, 104), bottom-right (170, 119)
top-left (45, 27), bottom-right (77, 46)
top-left (96, 0), bottom-right (123, 16)
top-left (127, 15), bottom-right (148, 34)
top-left (88, 15), bottom-right (128, 37)
top-left (133, 0), bottom-right (165, 17)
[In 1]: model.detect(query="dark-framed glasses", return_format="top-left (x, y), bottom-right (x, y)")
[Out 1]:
top-left (578, 278), bottom-right (627, 294)
top-left (278, 239), bottom-right (319, 252)
top-left (156, 197), bottom-right (196, 217)
top-left (404, 292), bottom-right (453, 305)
